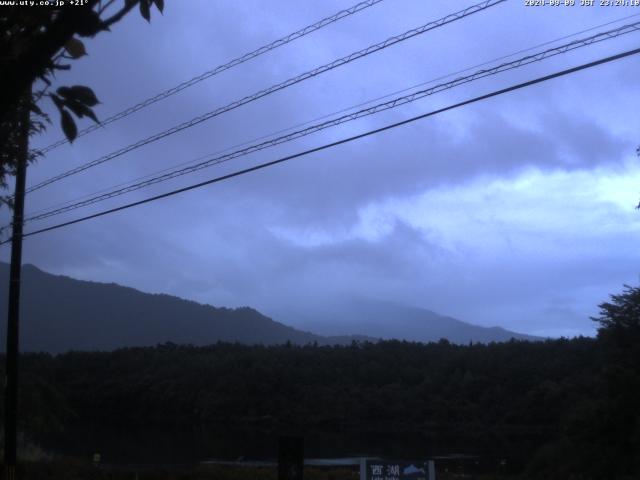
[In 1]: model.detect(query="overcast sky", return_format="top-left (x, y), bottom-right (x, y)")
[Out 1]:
top-left (2, 0), bottom-right (640, 337)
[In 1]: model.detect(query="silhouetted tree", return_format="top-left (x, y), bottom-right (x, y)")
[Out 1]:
top-left (594, 284), bottom-right (640, 383)
top-left (583, 285), bottom-right (640, 477)
top-left (0, 0), bottom-right (164, 204)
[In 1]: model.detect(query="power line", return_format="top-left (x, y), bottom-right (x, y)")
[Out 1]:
top-left (24, 11), bottom-right (640, 220)
top-left (6, 45), bottom-right (640, 245)
top-left (24, 0), bottom-right (506, 195)
top-left (36, 0), bottom-right (387, 155)
top-left (21, 20), bottom-right (640, 224)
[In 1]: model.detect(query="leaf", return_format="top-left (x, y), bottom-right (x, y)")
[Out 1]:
top-left (60, 109), bottom-right (77, 143)
top-left (75, 11), bottom-right (104, 37)
top-left (64, 37), bottom-right (87, 58)
top-left (153, 0), bottom-right (164, 13)
top-left (63, 99), bottom-right (86, 118)
top-left (140, 0), bottom-right (151, 22)
top-left (56, 86), bottom-right (72, 98)
top-left (50, 94), bottom-right (64, 112)
top-left (70, 85), bottom-right (99, 106)
top-left (29, 103), bottom-right (43, 116)
top-left (57, 85), bottom-right (99, 107)
top-left (65, 99), bottom-right (99, 124)
top-left (85, 108), bottom-right (99, 124)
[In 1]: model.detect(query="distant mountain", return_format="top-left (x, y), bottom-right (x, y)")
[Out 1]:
top-left (0, 263), bottom-right (538, 353)
top-left (0, 263), bottom-right (367, 353)
top-left (273, 297), bottom-right (540, 344)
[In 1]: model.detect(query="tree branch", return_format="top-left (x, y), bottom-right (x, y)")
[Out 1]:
top-left (98, 0), bottom-right (118, 15)
top-left (102, 0), bottom-right (139, 29)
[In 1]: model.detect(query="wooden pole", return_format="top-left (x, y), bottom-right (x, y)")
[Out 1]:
top-left (4, 91), bottom-right (30, 480)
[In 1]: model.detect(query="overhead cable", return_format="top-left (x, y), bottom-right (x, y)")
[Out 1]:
top-left (22, 20), bottom-right (640, 224)
top-left (6, 45), bottom-right (639, 244)
top-left (26, 11), bottom-right (640, 219)
top-left (25, 0), bottom-right (506, 195)
top-left (37, 0), bottom-right (387, 154)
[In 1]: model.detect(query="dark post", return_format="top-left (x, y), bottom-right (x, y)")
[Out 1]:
top-left (4, 93), bottom-right (30, 479)
top-left (278, 436), bottom-right (304, 480)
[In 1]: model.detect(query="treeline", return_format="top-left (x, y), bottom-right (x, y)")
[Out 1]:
top-left (2, 286), bottom-right (640, 478)
top-left (2, 338), bottom-right (599, 430)
top-left (0, 338), bottom-right (629, 477)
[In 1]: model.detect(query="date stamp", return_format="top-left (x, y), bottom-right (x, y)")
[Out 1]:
top-left (525, 0), bottom-right (640, 6)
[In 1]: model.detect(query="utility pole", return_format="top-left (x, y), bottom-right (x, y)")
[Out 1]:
top-left (4, 91), bottom-right (30, 480)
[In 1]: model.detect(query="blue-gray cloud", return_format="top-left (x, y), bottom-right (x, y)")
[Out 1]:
top-left (3, 0), bottom-right (640, 337)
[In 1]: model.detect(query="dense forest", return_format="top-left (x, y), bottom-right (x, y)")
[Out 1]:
top-left (2, 286), bottom-right (639, 479)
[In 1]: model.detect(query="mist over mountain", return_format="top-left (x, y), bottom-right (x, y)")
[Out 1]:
top-left (0, 263), bottom-right (536, 353)
top-left (272, 297), bottom-right (541, 344)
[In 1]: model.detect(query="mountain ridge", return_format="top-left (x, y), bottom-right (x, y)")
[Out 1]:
top-left (0, 262), bottom-right (538, 352)
top-left (272, 296), bottom-right (541, 344)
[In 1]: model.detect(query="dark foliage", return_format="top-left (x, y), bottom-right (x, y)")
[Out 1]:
top-left (0, 337), bottom-right (616, 478)
top-left (0, 0), bottom-right (163, 206)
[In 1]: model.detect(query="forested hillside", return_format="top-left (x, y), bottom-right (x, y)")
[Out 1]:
top-left (0, 263), bottom-right (534, 352)
top-left (3, 330), bottom-right (639, 478)
top-left (0, 263), bottom-right (367, 351)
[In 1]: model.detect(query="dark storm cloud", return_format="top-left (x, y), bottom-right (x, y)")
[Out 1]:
top-left (222, 100), bottom-right (628, 231)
